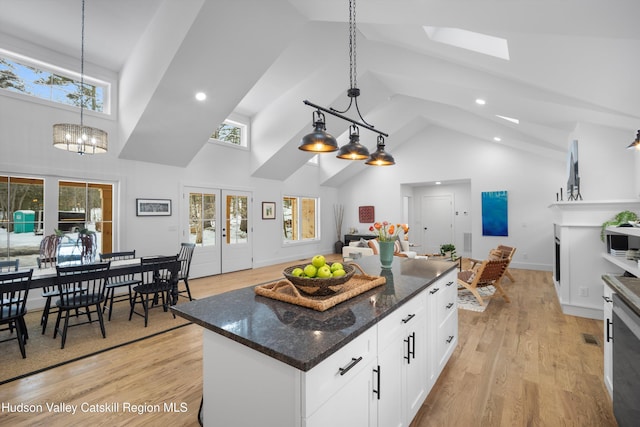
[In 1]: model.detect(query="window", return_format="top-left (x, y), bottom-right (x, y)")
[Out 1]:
top-left (0, 175), bottom-right (45, 266)
top-left (189, 192), bottom-right (216, 246)
top-left (226, 194), bottom-right (248, 244)
top-left (283, 196), bottom-right (319, 242)
top-left (210, 119), bottom-right (248, 148)
top-left (58, 181), bottom-right (113, 254)
top-left (0, 50), bottom-right (109, 113)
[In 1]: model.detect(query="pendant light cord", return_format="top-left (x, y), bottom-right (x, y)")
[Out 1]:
top-left (79, 0), bottom-right (85, 129)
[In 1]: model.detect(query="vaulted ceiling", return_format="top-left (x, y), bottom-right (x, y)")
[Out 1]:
top-left (2, 0), bottom-right (639, 186)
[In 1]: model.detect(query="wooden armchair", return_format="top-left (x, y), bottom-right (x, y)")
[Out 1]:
top-left (469, 245), bottom-right (516, 282)
top-left (457, 257), bottom-right (511, 306)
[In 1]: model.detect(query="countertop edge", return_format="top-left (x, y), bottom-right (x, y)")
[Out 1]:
top-left (602, 274), bottom-right (640, 317)
top-left (173, 261), bottom-right (458, 372)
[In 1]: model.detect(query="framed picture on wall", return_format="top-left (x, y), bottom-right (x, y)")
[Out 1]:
top-left (262, 202), bottom-right (276, 220)
top-left (136, 198), bottom-right (172, 216)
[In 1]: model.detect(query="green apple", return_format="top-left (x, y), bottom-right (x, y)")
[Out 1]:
top-left (316, 265), bottom-right (332, 278)
top-left (332, 268), bottom-right (346, 277)
top-left (291, 267), bottom-right (304, 277)
top-left (303, 264), bottom-right (317, 278)
top-left (330, 262), bottom-right (343, 272)
top-left (311, 255), bottom-right (326, 268)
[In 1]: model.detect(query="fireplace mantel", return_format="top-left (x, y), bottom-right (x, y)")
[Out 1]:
top-left (550, 199), bottom-right (640, 319)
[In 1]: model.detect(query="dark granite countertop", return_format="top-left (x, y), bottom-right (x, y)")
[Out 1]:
top-left (602, 274), bottom-right (640, 317)
top-left (172, 256), bottom-right (457, 371)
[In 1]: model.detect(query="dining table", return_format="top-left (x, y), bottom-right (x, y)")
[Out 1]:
top-left (23, 257), bottom-right (180, 305)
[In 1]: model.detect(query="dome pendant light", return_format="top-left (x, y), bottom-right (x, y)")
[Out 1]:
top-left (336, 125), bottom-right (369, 160)
top-left (299, 0), bottom-right (394, 165)
top-left (365, 135), bottom-right (395, 166)
top-left (53, 0), bottom-right (108, 155)
top-left (298, 110), bottom-right (338, 152)
top-left (626, 130), bottom-right (640, 151)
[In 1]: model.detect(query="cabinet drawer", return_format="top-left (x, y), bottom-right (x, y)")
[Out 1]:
top-left (437, 274), bottom-right (457, 326)
top-left (378, 290), bottom-right (425, 349)
top-left (303, 326), bottom-right (377, 418)
top-left (437, 309), bottom-right (458, 371)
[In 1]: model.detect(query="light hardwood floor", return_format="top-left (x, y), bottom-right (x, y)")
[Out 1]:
top-left (0, 256), bottom-right (616, 427)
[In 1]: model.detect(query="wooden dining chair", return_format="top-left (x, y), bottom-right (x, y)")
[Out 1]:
top-left (53, 262), bottom-right (111, 349)
top-left (457, 258), bottom-right (511, 306)
top-left (129, 256), bottom-right (179, 327)
top-left (177, 243), bottom-right (195, 301)
top-left (99, 250), bottom-right (140, 320)
top-left (0, 269), bottom-right (32, 358)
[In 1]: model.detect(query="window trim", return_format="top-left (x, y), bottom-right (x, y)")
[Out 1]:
top-left (208, 115), bottom-right (250, 150)
top-left (0, 47), bottom-right (112, 116)
top-left (282, 195), bottom-right (320, 245)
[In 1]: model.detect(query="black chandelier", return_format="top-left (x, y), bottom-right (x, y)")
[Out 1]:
top-left (299, 0), bottom-right (394, 166)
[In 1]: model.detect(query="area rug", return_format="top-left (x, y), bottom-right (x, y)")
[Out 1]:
top-left (0, 301), bottom-right (192, 385)
top-left (457, 285), bottom-right (496, 312)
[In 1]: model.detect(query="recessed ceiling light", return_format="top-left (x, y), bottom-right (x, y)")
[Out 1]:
top-left (475, 99), bottom-right (486, 105)
top-left (496, 114), bottom-right (519, 124)
top-left (435, 181), bottom-right (442, 185)
top-left (195, 92), bottom-right (207, 101)
top-left (493, 137), bottom-right (502, 142)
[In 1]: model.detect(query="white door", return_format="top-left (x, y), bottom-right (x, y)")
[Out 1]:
top-left (184, 187), bottom-right (253, 277)
top-left (221, 190), bottom-right (252, 273)
top-left (421, 195), bottom-right (453, 254)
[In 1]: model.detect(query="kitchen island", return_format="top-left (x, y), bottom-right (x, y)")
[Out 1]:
top-left (173, 256), bottom-right (458, 427)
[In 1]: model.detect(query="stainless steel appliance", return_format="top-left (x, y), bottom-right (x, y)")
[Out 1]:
top-left (612, 294), bottom-right (640, 426)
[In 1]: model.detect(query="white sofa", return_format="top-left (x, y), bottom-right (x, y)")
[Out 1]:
top-left (342, 238), bottom-right (418, 262)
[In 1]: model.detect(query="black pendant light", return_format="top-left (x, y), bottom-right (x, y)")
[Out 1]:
top-left (300, 0), bottom-right (394, 165)
top-left (298, 110), bottom-right (338, 152)
top-left (365, 135), bottom-right (395, 166)
top-left (627, 130), bottom-right (640, 150)
top-left (336, 125), bottom-right (369, 160)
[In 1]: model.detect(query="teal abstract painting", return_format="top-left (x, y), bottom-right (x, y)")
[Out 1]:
top-left (482, 191), bottom-right (508, 236)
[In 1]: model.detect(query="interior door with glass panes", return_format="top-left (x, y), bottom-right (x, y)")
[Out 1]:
top-left (221, 190), bottom-right (252, 273)
top-left (185, 187), bottom-right (252, 277)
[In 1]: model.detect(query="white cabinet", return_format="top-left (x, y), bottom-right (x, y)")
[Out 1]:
top-left (305, 327), bottom-right (378, 427)
top-left (425, 269), bottom-right (458, 387)
top-left (603, 283), bottom-right (614, 398)
top-left (377, 289), bottom-right (427, 426)
top-left (200, 267), bottom-right (458, 427)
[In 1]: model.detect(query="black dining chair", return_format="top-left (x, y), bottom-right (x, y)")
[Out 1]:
top-left (53, 262), bottom-right (111, 349)
top-left (0, 259), bottom-right (20, 272)
top-left (177, 243), bottom-right (195, 301)
top-left (129, 256), bottom-right (179, 327)
top-left (99, 250), bottom-right (140, 320)
top-left (0, 269), bottom-right (33, 358)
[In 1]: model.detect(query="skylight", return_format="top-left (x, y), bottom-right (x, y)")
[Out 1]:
top-left (423, 27), bottom-right (510, 60)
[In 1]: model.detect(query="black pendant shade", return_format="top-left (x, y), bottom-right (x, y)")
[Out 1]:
top-left (627, 130), bottom-right (640, 150)
top-left (365, 135), bottom-right (395, 166)
top-left (336, 125), bottom-right (370, 160)
top-left (298, 110), bottom-right (338, 152)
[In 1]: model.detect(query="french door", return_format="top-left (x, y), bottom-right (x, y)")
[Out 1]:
top-left (184, 187), bottom-right (252, 278)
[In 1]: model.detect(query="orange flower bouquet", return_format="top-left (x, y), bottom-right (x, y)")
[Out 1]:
top-left (369, 221), bottom-right (409, 242)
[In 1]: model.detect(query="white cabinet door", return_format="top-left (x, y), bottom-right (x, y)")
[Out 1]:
top-left (404, 298), bottom-right (427, 423)
top-left (305, 358), bottom-right (377, 427)
top-left (377, 333), bottom-right (404, 427)
top-left (603, 282), bottom-right (614, 398)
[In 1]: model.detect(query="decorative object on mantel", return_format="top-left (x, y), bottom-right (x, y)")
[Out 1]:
top-left (52, 0), bottom-right (108, 155)
top-left (566, 140), bottom-right (582, 200)
top-left (600, 210), bottom-right (638, 241)
top-left (333, 204), bottom-right (345, 254)
top-left (299, 0), bottom-right (395, 166)
top-left (626, 130), bottom-right (640, 150)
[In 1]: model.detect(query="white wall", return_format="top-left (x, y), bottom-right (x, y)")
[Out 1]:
top-left (0, 93), bottom-right (338, 270)
top-left (337, 127), bottom-right (565, 271)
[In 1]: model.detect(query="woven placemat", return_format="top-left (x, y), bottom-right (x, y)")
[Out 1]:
top-left (254, 265), bottom-right (386, 312)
